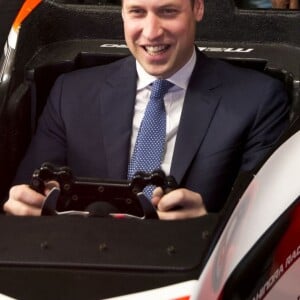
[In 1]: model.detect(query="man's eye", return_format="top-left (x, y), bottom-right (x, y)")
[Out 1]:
top-left (161, 7), bottom-right (179, 15)
top-left (128, 9), bottom-right (145, 16)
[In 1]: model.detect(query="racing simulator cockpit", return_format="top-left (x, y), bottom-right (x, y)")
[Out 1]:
top-left (0, 0), bottom-right (299, 299)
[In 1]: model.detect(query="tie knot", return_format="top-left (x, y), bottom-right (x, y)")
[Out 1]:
top-left (151, 79), bottom-right (174, 99)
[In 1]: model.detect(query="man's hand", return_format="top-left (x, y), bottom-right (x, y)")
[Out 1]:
top-left (272, 0), bottom-right (299, 8)
top-left (3, 182), bottom-right (58, 216)
top-left (151, 187), bottom-right (207, 220)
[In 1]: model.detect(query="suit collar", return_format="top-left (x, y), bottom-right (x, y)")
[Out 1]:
top-left (136, 48), bottom-right (197, 90)
top-left (170, 51), bottom-right (223, 183)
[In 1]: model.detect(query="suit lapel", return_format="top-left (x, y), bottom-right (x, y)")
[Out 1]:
top-left (98, 53), bottom-right (222, 182)
top-left (170, 52), bottom-right (222, 183)
top-left (99, 56), bottom-right (137, 179)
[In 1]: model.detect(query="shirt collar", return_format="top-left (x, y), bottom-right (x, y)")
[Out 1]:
top-left (136, 48), bottom-right (196, 91)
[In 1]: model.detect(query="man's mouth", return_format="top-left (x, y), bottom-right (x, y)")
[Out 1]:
top-left (143, 45), bottom-right (170, 56)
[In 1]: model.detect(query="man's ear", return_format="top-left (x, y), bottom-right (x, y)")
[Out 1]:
top-left (121, 7), bottom-right (125, 21)
top-left (193, 0), bottom-right (205, 22)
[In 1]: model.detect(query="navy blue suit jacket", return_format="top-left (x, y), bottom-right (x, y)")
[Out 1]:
top-left (14, 52), bottom-right (289, 211)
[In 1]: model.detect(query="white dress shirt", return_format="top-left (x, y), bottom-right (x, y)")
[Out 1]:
top-left (130, 49), bottom-right (196, 175)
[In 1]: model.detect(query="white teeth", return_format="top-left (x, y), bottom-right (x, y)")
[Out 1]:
top-left (145, 45), bottom-right (168, 54)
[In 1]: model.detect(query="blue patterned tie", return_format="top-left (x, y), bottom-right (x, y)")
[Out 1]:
top-left (128, 79), bottom-right (173, 198)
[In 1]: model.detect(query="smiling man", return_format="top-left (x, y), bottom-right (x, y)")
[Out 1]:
top-left (122, 0), bottom-right (203, 78)
top-left (4, 0), bottom-right (289, 219)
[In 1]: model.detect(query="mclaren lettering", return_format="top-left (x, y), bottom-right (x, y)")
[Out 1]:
top-left (198, 47), bottom-right (254, 53)
top-left (100, 43), bottom-right (128, 48)
top-left (100, 44), bottom-right (254, 53)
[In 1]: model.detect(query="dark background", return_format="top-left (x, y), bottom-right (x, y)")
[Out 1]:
top-left (0, 1), bottom-right (123, 55)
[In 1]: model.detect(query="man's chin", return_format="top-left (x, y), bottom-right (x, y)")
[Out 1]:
top-left (141, 63), bottom-right (174, 78)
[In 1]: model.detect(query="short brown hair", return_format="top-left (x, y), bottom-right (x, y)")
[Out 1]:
top-left (121, 0), bottom-right (196, 6)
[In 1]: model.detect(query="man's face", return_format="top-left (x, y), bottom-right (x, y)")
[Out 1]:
top-left (122, 0), bottom-right (204, 78)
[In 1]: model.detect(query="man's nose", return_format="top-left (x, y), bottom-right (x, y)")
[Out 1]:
top-left (142, 14), bottom-right (163, 41)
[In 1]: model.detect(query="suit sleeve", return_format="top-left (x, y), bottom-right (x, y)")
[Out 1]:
top-left (241, 79), bottom-right (290, 171)
top-left (13, 75), bottom-right (68, 184)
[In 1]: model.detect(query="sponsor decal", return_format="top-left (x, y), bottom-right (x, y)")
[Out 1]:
top-left (253, 244), bottom-right (300, 300)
